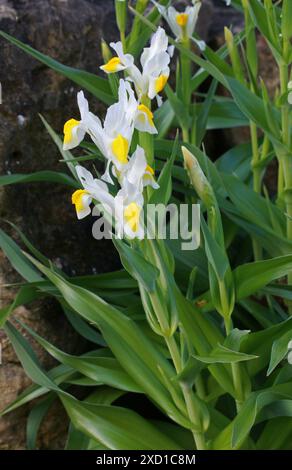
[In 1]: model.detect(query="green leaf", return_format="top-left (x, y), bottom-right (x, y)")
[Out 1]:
top-left (4, 320), bottom-right (182, 450)
top-left (0, 284), bottom-right (43, 328)
top-left (267, 330), bottom-right (292, 376)
top-left (66, 424), bottom-right (92, 450)
top-left (151, 420), bottom-right (194, 450)
top-left (224, 77), bottom-right (282, 146)
top-left (0, 229), bottom-right (42, 282)
top-left (0, 30), bottom-right (113, 105)
top-left (232, 383), bottom-right (292, 448)
top-left (2, 220), bottom-right (54, 267)
top-left (221, 173), bottom-right (285, 236)
top-left (234, 255), bottom-right (292, 300)
top-left (22, 253), bottom-right (189, 428)
top-left (18, 319), bottom-right (142, 393)
top-left (194, 99), bottom-right (249, 130)
top-left (247, 0), bottom-right (282, 62)
top-left (39, 114), bottom-right (78, 179)
top-left (155, 101), bottom-right (175, 139)
top-left (201, 217), bottom-right (229, 281)
top-left (0, 362), bottom-right (74, 415)
top-left (193, 344), bottom-right (258, 364)
top-left (71, 270), bottom-right (137, 293)
top-left (216, 141), bottom-right (252, 180)
top-left (165, 85), bottom-right (190, 131)
top-left (224, 328), bottom-right (251, 351)
top-left (0, 171), bottom-right (78, 188)
top-left (174, 292), bottom-right (236, 398)
top-left (27, 393), bottom-right (55, 449)
top-left (61, 394), bottom-right (182, 450)
top-left (63, 306), bottom-right (106, 346)
top-left (256, 417), bottom-right (292, 450)
top-left (195, 80), bottom-right (218, 146)
top-left (4, 322), bottom-right (61, 392)
top-left (66, 387), bottom-right (123, 450)
top-left (113, 238), bottom-right (159, 292)
top-left (241, 318), bottom-right (292, 377)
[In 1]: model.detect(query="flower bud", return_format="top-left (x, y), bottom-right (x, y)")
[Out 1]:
top-left (115, 0), bottom-right (128, 36)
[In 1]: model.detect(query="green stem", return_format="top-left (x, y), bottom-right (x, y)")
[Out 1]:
top-left (180, 37), bottom-right (191, 106)
top-left (182, 127), bottom-right (190, 143)
top-left (180, 37), bottom-right (191, 143)
top-left (224, 313), bottom-right (244, 412)
top-left (139, 96), bottom-right (154, 166)
top-left (250, 120), bottom-right (262, 261)
top-left (165, 335), bottom-right (207, 450)
top-left (194, 374), bottom-right (206, 400)
top-left (120, 31), bottom-right (126, 51)
top-left (146, 241), bottom-right (207, 448)
top-left (279, 58), bottom-right (292, 313)
top-left (278, 160), bottom-right (284, 201)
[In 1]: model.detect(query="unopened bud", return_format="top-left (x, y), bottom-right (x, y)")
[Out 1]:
top-left (115, 0), bottom-right (128, 36)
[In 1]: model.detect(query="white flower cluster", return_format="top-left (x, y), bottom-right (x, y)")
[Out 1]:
top-left (63, 28), bottom-right (173, 239)
top-left (100, 26), bottom-right (172, 107)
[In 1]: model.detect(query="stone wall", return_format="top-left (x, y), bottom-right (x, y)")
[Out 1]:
top-left (0, 0), bottom-right (120, 450)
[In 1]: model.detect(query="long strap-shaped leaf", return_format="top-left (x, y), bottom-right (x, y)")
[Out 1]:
top-left (18, 319), bottom-right (142, 393)
top-left (4, 322), bottom-right (182, 450)
top-left (22, 252), bottom-right (190, 428)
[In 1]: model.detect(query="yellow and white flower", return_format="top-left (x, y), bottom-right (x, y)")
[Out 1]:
top-left (63, 91), bottom-right (95, 150)
top-left (71, 165), bottom-right (111, 219)
top-left (90, 80), bottom-right (159, 183)
top-left (115, 171), bottom-right (145, 239)
top-left (100, 41), bottom-right (134, 73)
top-left (118, 79), bottom-right (158, 135)
top-left (71, 189), bottom-right (92, 220)
top-left (135, 104), bottom-right (157, 134)
top-left (83, 82), bottom-right (134, 183)
top-left (115, 193), bottom-right (144, 239)
top-left (101, 27), bottom-right (171, 106)
top-left (123, 145), bottom-right (159, 190)
top-left (73, 163), bottom-right (145, 239)
top-left (152, 1), bottom-right (205, 50)
top-left (140, 27), bottom-right (171, 105)
top-left (63, 81), bottom-right (158, 186)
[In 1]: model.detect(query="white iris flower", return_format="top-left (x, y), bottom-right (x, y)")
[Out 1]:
top-left (72, 165), bottom-right (111, 220)
top-left (63, 80), bottom-right (157, 183)
top-left (122, 145), bottom-right (159, 191)
top-left (63, 91), bottom-right (96, 151)
top-left (101, 27), bottom-right (171, 106)
top-left (72, 146), bottom-right (157, 238)
top-left (118, 79), bottom-right (158, 135)
top-left (151, 0), bottom-right (205, 50)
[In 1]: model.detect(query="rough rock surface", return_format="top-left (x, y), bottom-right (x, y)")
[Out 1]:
top-left (0, 0), bottom-right (273, 450)
top-left (0, 0), bottom-right (120, 450)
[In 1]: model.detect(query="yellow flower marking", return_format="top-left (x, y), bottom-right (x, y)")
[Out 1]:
top-left (176, 13), bottom-right (189, 27)
top-left (72, 189), bottom-right (89, 213)
top-left (137, 104), bottom-right (154, 127)
top-left (102, 57), bottom-right (122, 73)
top-left (111, 134), bottom-right (129, 164)
top-left (155, 75), bottom-right (168, 94)
top-left (124, 202), bottom-right (141, 233)
top-left (63, 118), bottom-right (80, 145)
top-left (145, 165), bottom-right (154, 176)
